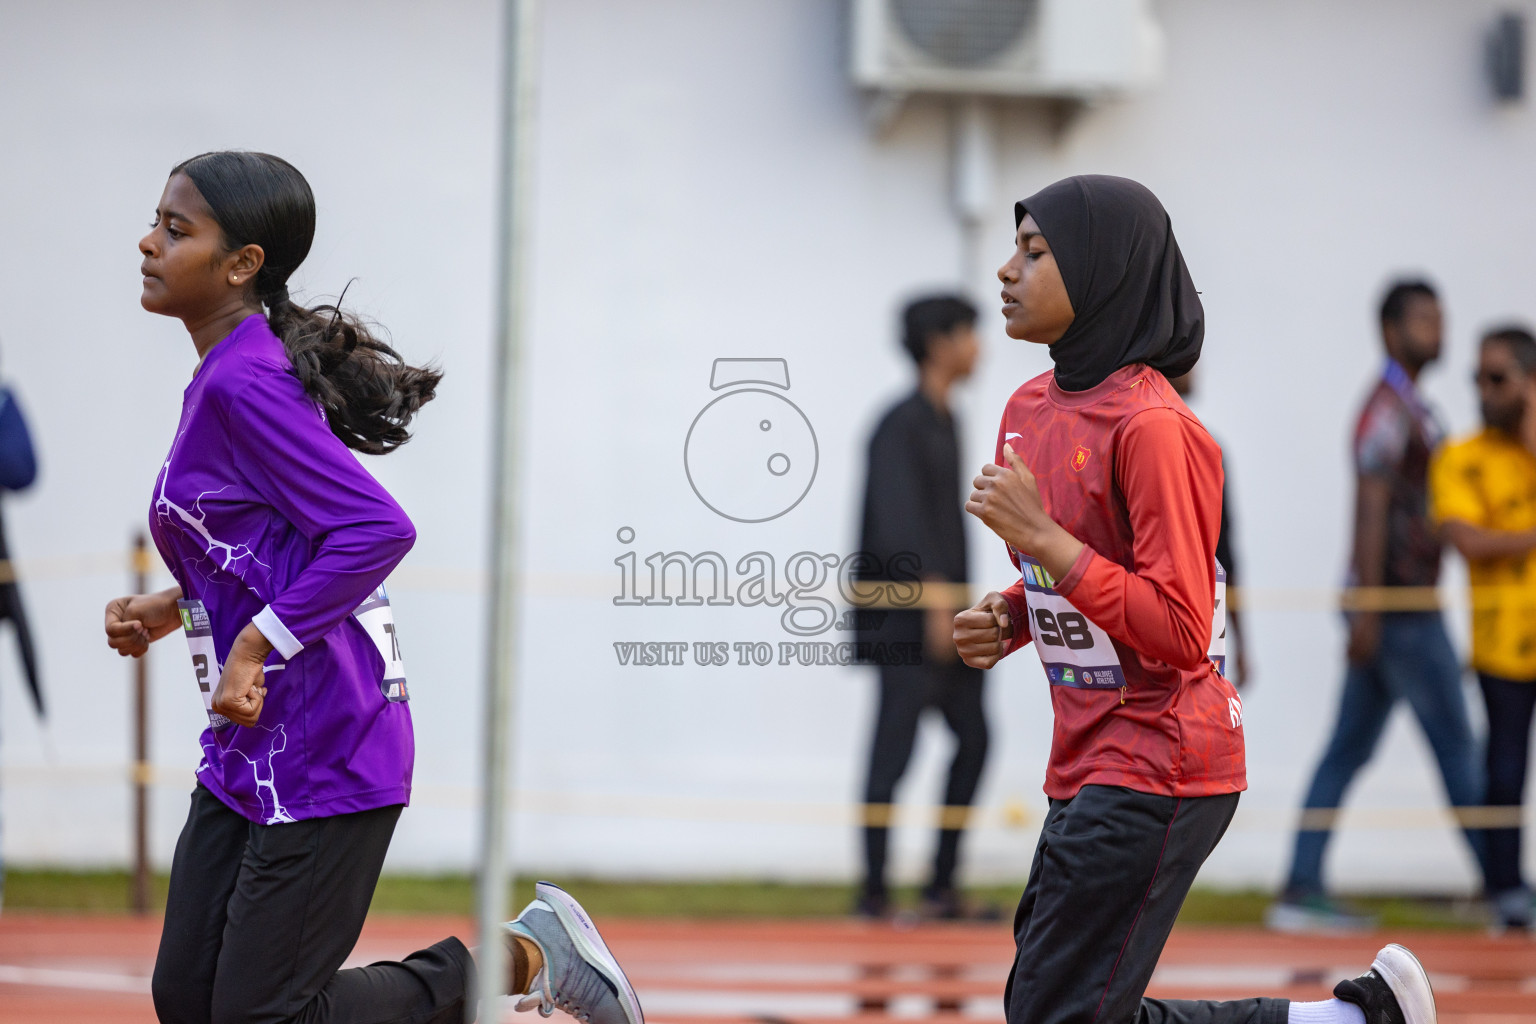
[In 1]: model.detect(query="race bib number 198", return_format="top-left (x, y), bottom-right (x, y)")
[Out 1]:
top-left (1018, 555), bottom-right (1229, 688)
top-left (1018, 555), bottom-right (1126, 689)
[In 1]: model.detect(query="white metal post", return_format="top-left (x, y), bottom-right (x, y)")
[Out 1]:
top-left (476, 0), bottom-right (540, 1019)
top-left (952, 96), bottom-right (997, 295)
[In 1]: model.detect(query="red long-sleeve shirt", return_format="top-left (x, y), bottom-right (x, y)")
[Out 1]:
top-left (994, 364), bottom-right (1246, 799)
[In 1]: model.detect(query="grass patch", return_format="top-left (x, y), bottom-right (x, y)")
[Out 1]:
top-left (1174, 888), bottom-right (1487, 930)
top-left (2, 869), bottom-right (171, 913)
top-left (0, 870), bottom-right (1488, 928)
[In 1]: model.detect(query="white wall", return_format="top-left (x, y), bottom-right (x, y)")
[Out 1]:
top-left (0, 0), bottom-right (503, 872)
top-left (1, 0), bottom-right (1532, 893)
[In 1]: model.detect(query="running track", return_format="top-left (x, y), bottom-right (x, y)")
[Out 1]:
top-left (2, 914), bottom-right (1533, 1023)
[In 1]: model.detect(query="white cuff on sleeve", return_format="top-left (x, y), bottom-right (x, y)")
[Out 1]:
top-left (252, 605), bottom-right (304, 660)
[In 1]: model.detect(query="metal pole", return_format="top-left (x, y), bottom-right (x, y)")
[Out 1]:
top-left (131, 532), bottom-right (151, 914)
top-left (476, 0), bottom-right (540, 1018)
top-left (952, 96), bottom-right (997, 296)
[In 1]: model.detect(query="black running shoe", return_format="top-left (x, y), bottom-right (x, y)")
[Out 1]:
top-left (853, 889), bottom-right (889, 919)
top-left (1332, 943), bottom-right (1436, 1024)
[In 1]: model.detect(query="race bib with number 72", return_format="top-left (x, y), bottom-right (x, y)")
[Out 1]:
top-left (354, 585), bottom-right (408, 702)
top-left (178, 598), bottom-right (232, 731)
top-left (178, 587), bottom-right (411, 724)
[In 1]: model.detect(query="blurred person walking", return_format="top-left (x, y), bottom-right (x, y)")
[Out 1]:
top-left (1431, 325), bottom-right (1536, 931)
top-left (956, 175), bottom-right (1435, 1024)
top-left (110, 151), bottom-right (642, 1024)
top-left (855, 295), bottom-right (989, 919)
top-left (1268, 280), bottom-right (1485, 933)
top-left (0, 359), bottom-right (39, 914)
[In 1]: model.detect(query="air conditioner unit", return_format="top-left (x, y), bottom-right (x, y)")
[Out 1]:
top-left (850, 0), bottom-right (1163, 100)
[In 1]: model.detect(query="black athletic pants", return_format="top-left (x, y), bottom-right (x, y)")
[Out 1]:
top-left (153, 784), bottom-right (476, 1024)
top-left (861, 660), bottom-right (988, 898)
top-left (1006, 785), bottom-right (1287, 1024)
top-left (1480, 671), bottom-right (1536, 894)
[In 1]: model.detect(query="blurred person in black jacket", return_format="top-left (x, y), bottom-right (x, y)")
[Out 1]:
top-left (854, 295), bottom-right (987, 919)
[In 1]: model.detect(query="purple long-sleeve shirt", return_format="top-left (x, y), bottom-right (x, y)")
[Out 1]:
top-left (148, 314), bottom-right (415, 824)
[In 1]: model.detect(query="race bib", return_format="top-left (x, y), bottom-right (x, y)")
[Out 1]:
top-left (1018, 556), bottom-right (1229, 688)
top-left (1017, 556), bottom-right (1126, 689)
top-left (1209, 561), bottom-right (1227, 677)
top-left (354, 585), bottom-right (408, 702)
top-left (177, 599), bottom-right (232, 731)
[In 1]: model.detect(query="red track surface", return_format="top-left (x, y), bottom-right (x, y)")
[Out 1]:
top-left (2, 914), bottom-right (1534, 1023)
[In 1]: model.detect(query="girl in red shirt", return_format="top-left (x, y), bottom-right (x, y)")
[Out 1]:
top-left (954, 175), bottom-right (1434, 1024)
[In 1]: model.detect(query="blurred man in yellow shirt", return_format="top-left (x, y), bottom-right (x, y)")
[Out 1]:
top-left (1431, 325), bottom-right (1536, 931)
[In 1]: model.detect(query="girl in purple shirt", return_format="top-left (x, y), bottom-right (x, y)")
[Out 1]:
top-left (104, 152), bottom-right (642, 1024)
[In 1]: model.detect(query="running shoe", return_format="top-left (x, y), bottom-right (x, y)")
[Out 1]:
top-left (505, 881), bottom-right (644, 1024)
top-left (1333, 943), bottom-right (1436, 1024)
top-left (1263, 892), bottom-right (1375, 933)
top-left (918, 886), bottom-right (1003, 922)
top-left (853, 885), bottom-right (889, 919)
top-left (1490, 886), bottom-right (1533, 932)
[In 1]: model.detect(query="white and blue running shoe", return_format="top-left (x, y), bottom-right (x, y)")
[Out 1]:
top-left (505, 881), bottom-right (645, 1024)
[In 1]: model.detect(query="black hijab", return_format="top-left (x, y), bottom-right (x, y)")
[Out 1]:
top-left (1014, 175), bottom-right (1203, 392)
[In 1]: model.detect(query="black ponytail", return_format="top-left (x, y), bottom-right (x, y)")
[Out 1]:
top-left (172, 151), bottom-right (441, 455)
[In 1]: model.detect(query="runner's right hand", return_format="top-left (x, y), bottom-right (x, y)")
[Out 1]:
top-left (953, 591), bottom-right (1014, 670)
top-left (104, 588), bottom-right (183, 658)
top-left (210, 622), bottom-right (273, 727)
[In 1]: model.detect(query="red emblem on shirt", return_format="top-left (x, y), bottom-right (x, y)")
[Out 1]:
top-left (1070, 445), bottom-right (1092, 471)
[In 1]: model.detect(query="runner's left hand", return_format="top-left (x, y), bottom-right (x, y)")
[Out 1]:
top-left (103, 587), bottom-right (183, 657)
top-left (212, 622), bottom-right (276, 728)
top-left (967, 445), bottom-right (1053, 553)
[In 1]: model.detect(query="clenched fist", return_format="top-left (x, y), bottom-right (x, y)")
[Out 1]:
top-left (953, 591), bottom-right (1015, 669)
top-left (211, 622), bottom-right (276, 728)
top-left (104, 587), bottom-right (183, 657)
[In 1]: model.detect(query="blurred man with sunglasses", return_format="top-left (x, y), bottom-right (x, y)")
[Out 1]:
top-left (1431, 325), bottom-right (1536, 931)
